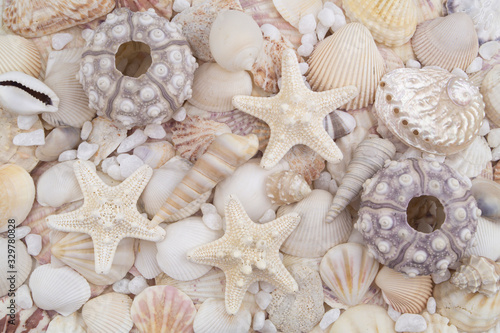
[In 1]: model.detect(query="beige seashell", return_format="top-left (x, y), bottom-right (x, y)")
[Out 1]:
top-left (420, 311), bottom-right (459, 333)
top-left (87, 117), bottom-right (127, 165)
top-left (152, 133), bottom-right (259, 224)
top-left (193, 298), bottom-right (251, 333)
top-left (323, 111), bottom-right (357, 141)
top-left (329, 304), bottom-right (396, 333)
top-left (478, 161), bottom-right (494, 181)
top-left (209, 10), bottom-right (263, 72)
top-left (131, 285), bottom-right (196, 333)
top-left (470, 178), bottom-right (500, 219)
top-left (390, 40), bottom-right (417, 63)
top-left (283, 145), bottom-right (325, 184)
top-left (272, 0), bottom-right (322, 28)
top-left (282, 254), bottom-right (322, 271)
top-left (413, 0), bottom-right (444, 24)
top-left (29, 264), bottom-right (91, 316)
top-left (82, 293), bottom-right (133, 333)
top-left (326, 138), bottom-right (396, 221)
top-left (188, 62), bottom-right (253, 112)
top-left (377, 43), bottom-right (405, 72)
top-left (0, 164), bottom-right (35, 232)
top-left (115, 0), bottom-right (173, 19)
top-left (277, 189), bottom-right (352, 258)
top-left (412, 13), bottom-right (479, 72)
top-left (320, 243), bottom-right (379, 307)
top-left (0, 34), bottom-right (41, 77)
top-left (495, 162), bottom-right (500, 185)
top-left (135, 239), bottom-right (162, 279)
top-left (343, 0), bottom-right (418, 47)
top-left (450, 255), bottom-right (500, 297)
top-left (481, 65), bottom-right (500, 127)
top-left (466, 216), bottom-right (500, 262)
top-left (0, 298), bottom-right (51, 332)
top-left (36, 161), bottom-right (83, 207)
top-left (35, 126), bottom-right (81, 162)
top-left (133, 141), bottom-right (175, 169)
top-left (0, 237), bottom-right (32, 297)
top-left (50, 231), bottom-right (135, 285)
top-left (323, 282), bottom-right (387, 310)
top-left (307, 23), bottom-right (387, 110)
top-left (3, 0), bottom-right (115, 37)
top-left (266, 170), bottom-right (311, 205)
top-left (171, 115), bottom-right (232, 162)
top-left (434, 279), bottom-right (500, 332)
top-left (46, 312), bottom-right (87, 333)
top-left (375, 266), bottom-right (433, 314)
top-left (444, 135), bottom-right (492, 178)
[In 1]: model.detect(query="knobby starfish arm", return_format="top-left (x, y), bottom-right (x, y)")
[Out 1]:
top-left (46, 209), bottom-right (93, 233)
top-left (305, 129), bottom-right (344, 164)
top-left (224, 269), bottom-right (254, 315)
top-left (260, 135), bottom-right (295, 169)
top-left (117, 164), bottom-right (153, 202)
top-left (232, 95), bottom-right (274, 121)
top-left (313, 86), bottom-right (359, 117)
top-left (92, 234), bottom-right (122, 274)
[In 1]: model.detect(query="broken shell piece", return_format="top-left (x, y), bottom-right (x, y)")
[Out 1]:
top-left (329, 304), bottom-right (396, 332)
top-left (36, 161), bottom-right (83, 207)
top-left (450, 255), bottom-right (500, 297)
top-left (266, 170), bottom-right (311, 205)
top-left (444, 135), bottom-right (492, 179)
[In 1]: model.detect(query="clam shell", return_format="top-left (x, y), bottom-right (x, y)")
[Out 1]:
top-left (46, 312), bottom-right (87, 333)
top-left (135, 239), bottom-right (162, 279)
top-left (481, 65), bottom-right (500, 127)
top-left (29, 264), bottom-right (91, 316)
top-left (36, 161), bottom-right (83, 207)
top-left (307, 23), bottom-right (386, 110)
top-left (450, 255), bottom-right (500, 297)
top-left (329, 304), bottom-right (396, 333)
top-left (0, 297), bottom-right (51, 332)
top-left (133, 141), bottom-right (175, 169)
top-left (131, 285), bottom-right (196, 333)
top-left (470, 178), bottom-right (500, 219)
top-left (323, 111), bottom-right (357, 141)
top-left (272, 0), bottom-right (322, 28)
top-left (82, 293), bottom-right (133, 333)
top-left (35, 126), bottom-right (81, 162)
top-left (193, 298), bottom-right (251, 333)
top-left (412, 13), bottom-right (479, 72)
top-left (0, 237), bottom-right (32, 298)
top-left (0, 34), bottom-right (41, 77)
top-left (375, 266), bottom-right (433, 314)
top-left (266, 170), bottom-right (311, 205)
top-left (466, 216), bottom-right (500, 262)
top-left (319, 243), bottom-right (379, 307)
top-left (343, 0), bottom-right (418, 47)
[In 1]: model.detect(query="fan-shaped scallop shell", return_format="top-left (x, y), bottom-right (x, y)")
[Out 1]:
top-left (342, 0), bottom-right (418, 47)
top-left (265, 170), bottom-right (311, 205)
top-left (412, 13), bottom-right (479, 72)
top-left (466, 216), bottom-right (500, 262)
top-left (135, 239), bottom-right (162, 279)
top-left (375, 266), bottom-right (433, 314)
top-left (193, 298), bottom-right (251, 333)
top-left (82, 293), bottom-right (133, 333)
top-left (320, 243), bottom-right (379, 307)
top-left (0, 237), bottom-right (32, 297)
top-left (444, 135), bottom-right (492, 179)
top-left (413, 0), bottom-right (444, 24)
top-left (272, 0), bottom-right (322, 28)
top-left (329, 304), bottom-right (396, 333)
top-left (0, 34), bottom-right (41, 77)
top-left (481, 65), bottom-right (500, 127)
top-left (307, 23), bottom-right (386, 110)
top-left (450, 255), bottom-right (500, 297)
top-left (46, 312), bottom-right (87, 333)
top-left (375, 67), bottom-right (485, 155)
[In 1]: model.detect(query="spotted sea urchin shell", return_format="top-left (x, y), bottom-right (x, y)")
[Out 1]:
top-left (79, 8), bottom-right (197, 129)
top-left (375, 68), bottom-right (484, 155)
top-left (357, 158), bottom-right (480, 276)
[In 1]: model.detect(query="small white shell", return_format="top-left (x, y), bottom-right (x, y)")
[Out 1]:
top-left (193, 298), bottom-right (252, 333)
top-left (82, 293), bottom-right (133, 333)
top-left (272, 0), bottom-right (322, 28)
top-left (0, 237), bottom-right (32, 297)
top-left (46, 313), bottom-right (87, 333)
top-left (135, 239), bottom-right (162, 279)
top-left (444, 136), bottom-right (492, 178)
top-left (36, 161), bottom-right (83, 207)
top-left (329, 304), bottom-right (396, 332)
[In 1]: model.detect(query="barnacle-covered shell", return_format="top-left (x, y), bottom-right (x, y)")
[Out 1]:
top-left (0, 34), bottom-right (41, 77)
top-left (79, 8), bottom-right (197, 129)
top-left (450, 255), bottom-right (500, 297)
top-left (375, 68), bottom-right (484, 155)
top-left (266, 170), bottom-right (311, 205)
top-left (82, 293), bottom-right (133, 333)
top-left (358, 158), bottom-right (479, 276)
top-left (342, 0), bottom-right (418, 47)
top-left (481, 65), bottom-right (500, 127)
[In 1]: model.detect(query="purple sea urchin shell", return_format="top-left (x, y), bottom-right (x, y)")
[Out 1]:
top-left (357, 158), bottom-right (480, 276)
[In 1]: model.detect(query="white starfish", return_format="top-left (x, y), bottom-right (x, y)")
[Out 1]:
top-left (46, 160), bottom-right (166, 274)
top-left (232, 49), bottom-right (359, 169)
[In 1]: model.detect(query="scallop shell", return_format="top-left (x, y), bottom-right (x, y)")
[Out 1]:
top-left (481, 65), bottom-right (500, 127)
top-left (444, 135), bottom-right (492, 178)
top-left (86, 117), bottom-right (127, 165)
top-left (0, 34), bottom-right (41, 77)
top-left (3, 0), bottom-right (115, 37)
top-left (320, 243), bottom-right (379, 307)
top-left (36, 161), bottom-right (83, 207)
top-left (0, 298), bottom-right (51, 332)
top-left (466, 216), bottom-right (500, 262)
top-left (374, 67), bottom-right (485, 155)
top-left (412, 13), bottom-right (479, 72)
top-left (329, 304), bottom-right (396, 333)
top-left (156, 217), bottom-right (223, 281)
top-left (413, 0), bottom-right (444, 24)
top-left (193, 298), bottom-right (251, 333)
top-left (342, 0), bottom-right (418, 47)
top-left (0, 237), bottom-right (32, 298)
top-left (450, 255), bottom-right (500, 297)
top-left (377, 43), bottom-right (405, 72)
top-left (266, 170), bottom-right (311, 205)
top-left (133, 141), bottom-right (175, 169)
top-left (188, 63), bottom-right (253, 112)
top-left (29, 264), bottom-right (91, 316)
top-left (82, 293), bottom-right (133, 333)
top-left (283, 145), bottom-right (325, 184)
top-left (35, 126), bottom-right (81, 162)
top-left (434, 279), bottom-right (500, 332)
top-left (307, 23), bottom-right (386, 110)
top-left (470, 178), bottom-right (500, 219)
top-left (272, 0), bottom-right (322, 28)
top-left (277, 189), bottom-right (352, 258)
top-left (323, 282), bottom-right (387, 310)
top-left (46, 312), bottom-right (87, 333)
top-left (134, 239), bottom-right (162, 279)
top-left (375, 266), bottom-right (433, 314)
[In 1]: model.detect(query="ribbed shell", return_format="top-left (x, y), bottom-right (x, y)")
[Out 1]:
top-left (481, 65), bottom-right (500, 127)
top-left (82, 293), bottom-right (133, 333)
top-left (0, 34), bottom-right (41, 77)
top-left (412, 13), bottom-right (479, 72)
top-left (266, 170), bottom-right (311, 205)
top-left (134, 239), bottom-right (162, 279)
top-left (450, 255), bottom-right (500, 297)
top-left (329, 304), bottom-right (396, 333)
top-left (193, 298), bottom-right (251, 333)
top-left (466, 216), bottom-right (500, 262)
top-left (272, 0), bottom-right (322, 28)
top-left (444, 136), bottom-right (492, 178)
top-left (0, 238), bottom-right (32, 297)
top-left (283, 145), bottom-right (325, 184)
top-left (307, 23), bottom-right (386, 110)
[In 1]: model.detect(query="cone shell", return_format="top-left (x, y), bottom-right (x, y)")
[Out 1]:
top-left (450, 255), bottom-right (500, 297)
top-left (481, 65), bottom-right (500, 127)
top-left (193, 298), bottom-right (251, 333)
top-left (307, 23), bottom-right (386, 110)
top-left (329, 304), bottom-right (396, 333)
top-left (272, 0), bottom-right (322, 28)
top-left (0, 237), bottom-right (32, 297)
top-left (343, 0), bottom-right (418, 47)
top-left (375, 266), bottom-right (432, 314)
top-left (131, 285), bottom-right (196, 333)
top-left (412, 13), bottom-right (479, 72)
top-left (36, 161), bottom-right (83, 207)
top-left (466, 217), bottom-right (500, 262)
top-left (0, 164), bottom-right (35, 232)
top-left (189, 63), bottom-right (253, 112)
top-left (82, 293), bottom-right (133, 333)
top-left (0, 34), bottom-right (41, 77)
top-left (266, 170), bottom-right (311, 205)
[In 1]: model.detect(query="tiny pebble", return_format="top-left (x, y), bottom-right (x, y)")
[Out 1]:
top-left (451, 67), bottom-right (468, 79)
top-left (255, 291), bottom-right (272, 310)
top-left (25, 234), bottom-right (42, 256)
top-left (427, 297), bottom-right (436, 314)
top-left (479, 41), bottom-right (500, 60)
top-left (331, 13), bottom-right (346, 32)
top-left (466, 57), bottom-right (483, 73)
top-left (13, 129), bottom-right (45, 146)
top-left (316, 21), bottom-right (329, 41)
top-left (15, 285), bottom-right (33, 309)
top-left (395, 313), bottom-right (427, 332)
top-left (301, 32), bottom-right (318, 46)
top-left (128, 276), bottom-right (148, 295)
top-left (58, 149), bottom-right (77, 162)
top-left (173, 0), bottom-right (190, 12)
top-left (320, 308), bottom-right (341, 330)
top-left (388, 305), bottom-right (402, 322)
top-left (80, 121), bottom-right (92, 141)
top-left (298, 62), bottom-right (309, 75)
top-left (406, 59), bottom-right (422, 69)
top-left (201, 203), bottom-right (218, 215)
top-left (116, 153), bottom-right (130, 164)
top-left (298, 14), bottom-right (317, 34)
top-left (261, 24), bottom-right (281, 41)
top-left (259, 281), bottom-right (276, 293)
top-left (119, 154), bottom-right (145, 178)
top-left (487, 128), bottom-right (500, 148)
top-left (113, 278), bottom-right (131, 294)
top-left (259, 209), bottom-right (276, 223)
top-left (17, 115), bottom-right (39, 130)
top-left (172, 107), bottom-right (187, 121)
top-left (323, 1), bottom-right (343, 15)
top-left (117, 129), bottom-right (148, 153)
top-left (432, 269), bottom-right (450, 284)
top-left (313, 171), bottom-right (332, 191)
top-left (14, 226), bottom-right (31, 240)
top-left (77, 141), bottom-right (99, 160)
top-left (253, 311), bottom-right (266, 331)
top-left (202, 213), bottom-right (222, 230)
top-left (144, 124), bottom-right (166, 139)
top-left (52, 33), bottom-right (73, 50)
top-left (297, 43), bottom-right (314, 57)
top-left (492, 145), bottom-right (500, 161)
top-left (101, 156), bottom-right (118, 174)
top-left (328, 179), bottom-right (338, 194)
top-left (261, 319), bottom-right (277, 333)
top-left (107, 164), bottom-right (125, 181)
top-left (247, 281), bottom-right (260, 294)
top-left (277, 77), bottom-right (282, 90)
top-left (478, 118), bottom-right (491, 137)
top-left (318, 7), bottom-right (335, 27)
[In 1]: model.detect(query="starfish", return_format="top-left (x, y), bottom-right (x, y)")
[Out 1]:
top-left (187, 195), bottom-right (301, 315)
top-left (46, 160), bottom-right (166, 274)
top-left (232, 49), bottom-right (359, 169)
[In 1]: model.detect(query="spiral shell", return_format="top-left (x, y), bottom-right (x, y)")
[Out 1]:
top-left (266, 170), bottom-right (311, 205)
top-left (450, 255), bottom-right (500, 297)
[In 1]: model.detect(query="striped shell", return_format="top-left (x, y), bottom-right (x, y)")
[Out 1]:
top-left (0, 34), bottom-right (41, 77)
top-left (450, 255), bottom-right (500, 297)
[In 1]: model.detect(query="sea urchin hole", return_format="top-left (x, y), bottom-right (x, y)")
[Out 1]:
top-left (115, 41), bottom-right (152, 78)
top-left (406, 195), bottom-right (445, 234)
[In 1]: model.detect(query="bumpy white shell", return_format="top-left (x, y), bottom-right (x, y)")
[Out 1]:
top-left (450, 255), bottom-right (500, 297)
top-left (82, 293), bottom-right (133, 333)
top-left (266, 170), bottom-right (311, 205)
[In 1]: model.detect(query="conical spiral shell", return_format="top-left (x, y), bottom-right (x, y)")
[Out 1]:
top-left (412, 13), bottom-right (479, 72)
top-left (266, 170), bottom-right (311, 205)
top-left (450, 255), bottom-right (500, 297)
top-left (481, 65), bottom-right (500, 127)
top-left (307, 23), bottom-right (386, 110)
top-left (326, 138), bottom-right (396, 222)
top-left (375, 266), bottom-right (433, 314)
top-left (343, 0), bottom-right (418, 47)
top-left (0, 34), bottom-right (41, 77)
